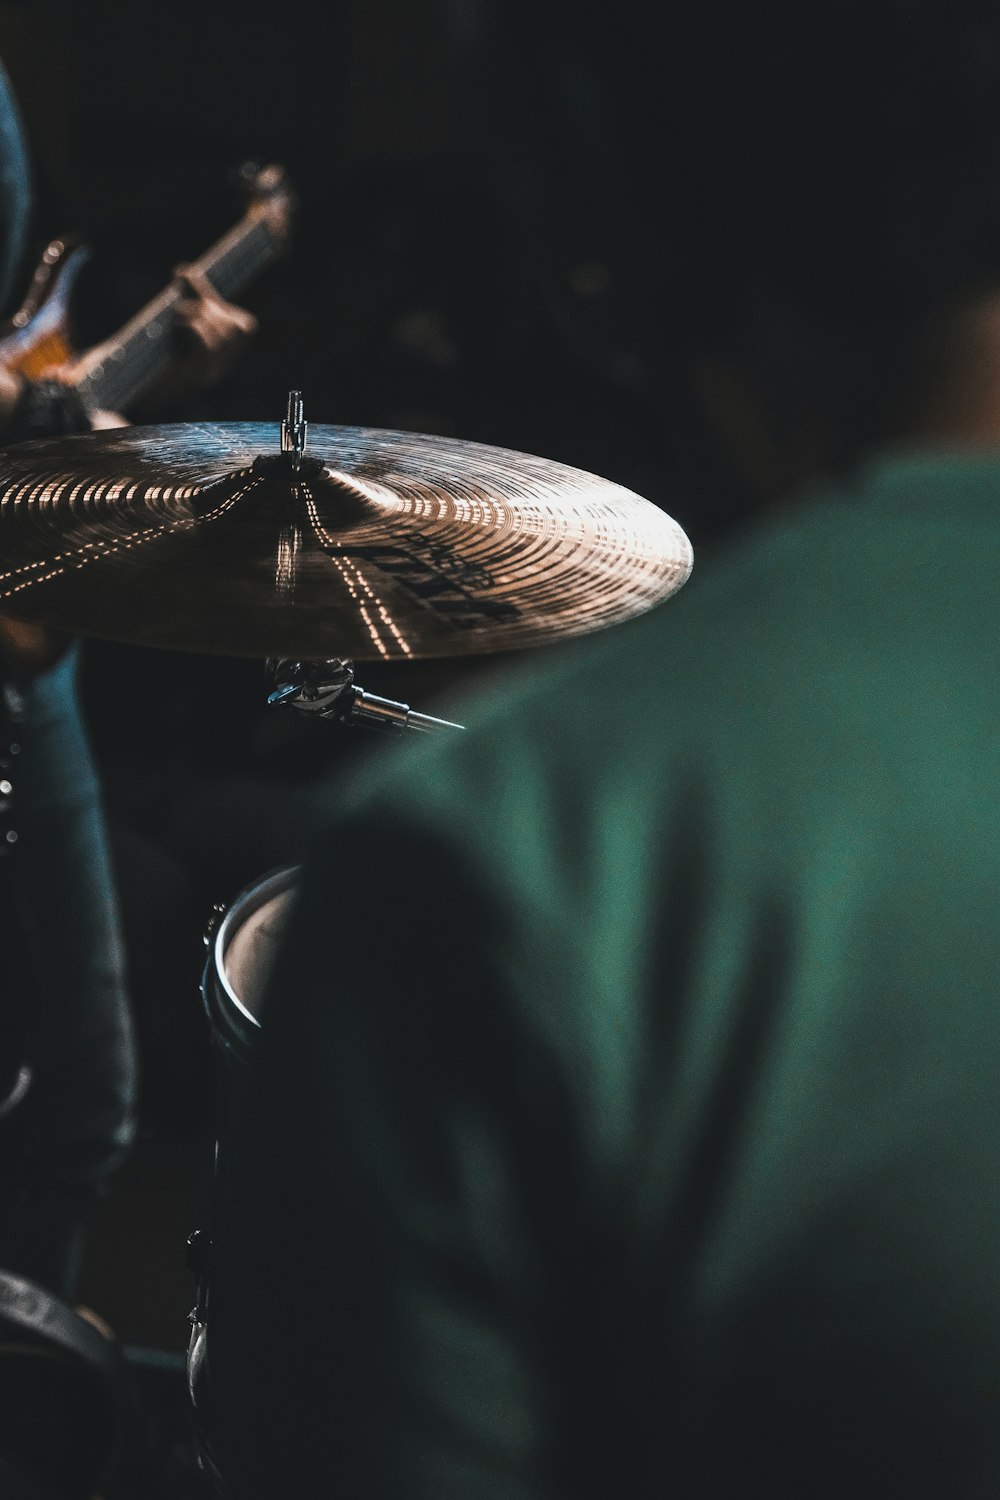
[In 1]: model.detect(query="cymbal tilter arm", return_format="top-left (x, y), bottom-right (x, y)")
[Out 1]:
top-left (265, 657), bottom-right (464, 734)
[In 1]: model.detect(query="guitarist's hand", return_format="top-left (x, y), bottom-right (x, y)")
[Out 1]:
top-left (0, 362), bottom-right (22, 426)
top-left (168, 265), bottom-right (259, 394)
top-left (89, 408), bottom-right (129, 430)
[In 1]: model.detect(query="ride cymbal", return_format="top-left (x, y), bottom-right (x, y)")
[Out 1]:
top-left (0, 405), bottom-right (692, 660)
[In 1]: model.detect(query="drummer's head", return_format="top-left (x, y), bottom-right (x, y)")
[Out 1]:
top-left (476, 0), bottom-right (1000, 507)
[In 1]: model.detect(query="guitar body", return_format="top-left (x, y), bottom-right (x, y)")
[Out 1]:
top-left (0, 238), bottom-right (91, 379)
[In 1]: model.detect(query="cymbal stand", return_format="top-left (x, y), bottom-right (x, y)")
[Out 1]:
top-left (264, 656), bottom-right (465, 734)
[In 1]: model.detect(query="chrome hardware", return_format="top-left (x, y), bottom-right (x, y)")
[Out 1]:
top-left (280, 389), bottom-right (307, 469)
top-left (265, 656), bottom-right (464, 734)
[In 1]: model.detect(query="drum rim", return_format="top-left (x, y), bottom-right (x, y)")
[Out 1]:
top-left (212, 863), bottom-right (300, 1033)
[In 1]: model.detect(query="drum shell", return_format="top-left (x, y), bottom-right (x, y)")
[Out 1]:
top-left (200, 864), bottom-right (299, 1069)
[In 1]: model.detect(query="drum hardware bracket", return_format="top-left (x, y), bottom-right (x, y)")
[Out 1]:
top-left (186, 1227), bottom-right (211, 1326)
top-left (264, 656), bottom-right (465, 734)
top-left (185, 1227), bottom-right (225, 1493)
top-left (202, 901), bottom-right (229, 950)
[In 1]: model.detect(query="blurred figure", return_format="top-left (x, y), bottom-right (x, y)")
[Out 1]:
top-left (212, 3), bottom-right (1000, 1496)
top-left (0, 48), bottom-right (257, 1304)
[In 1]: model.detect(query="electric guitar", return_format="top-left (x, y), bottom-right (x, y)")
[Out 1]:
top-left (0, 162), bottom-right (295, 416)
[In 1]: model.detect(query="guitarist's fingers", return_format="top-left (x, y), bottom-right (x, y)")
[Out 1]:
top-left (168, 264), bottom-right (258, 390)
top-left (173, 265), bottom-right (259, 338)
top-left (174, 298), bottom-right (259, 361)
top-left (175, 303), bottom-right (258, 365)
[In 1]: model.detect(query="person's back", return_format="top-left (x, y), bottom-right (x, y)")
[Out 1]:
top-left (209, 445), bottom-right (1000, 1497)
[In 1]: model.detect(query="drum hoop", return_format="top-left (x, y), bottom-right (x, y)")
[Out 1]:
top-left (212, 863), bottom-right (299, 1034)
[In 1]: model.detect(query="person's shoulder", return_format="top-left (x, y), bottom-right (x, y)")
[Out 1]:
top-left (301, 444), bottom-right (1000, 842)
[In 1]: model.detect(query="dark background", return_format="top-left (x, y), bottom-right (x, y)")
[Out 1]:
top-left (0, 0), bottom-right (719, 1358)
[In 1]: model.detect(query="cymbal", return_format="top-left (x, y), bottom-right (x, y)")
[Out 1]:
top-left (0, 411), bottom-right (693, 660)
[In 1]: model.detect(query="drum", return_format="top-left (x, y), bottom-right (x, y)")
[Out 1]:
top-left (200, 864), bottom-right (300, 1068)
top-left (191, 864), bottom-right (302, 1492)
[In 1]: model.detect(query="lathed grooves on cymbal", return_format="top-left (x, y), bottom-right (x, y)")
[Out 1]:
top-left (0, 422), bottom-right (693, 659)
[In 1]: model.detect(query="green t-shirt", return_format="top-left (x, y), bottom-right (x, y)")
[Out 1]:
top-left (212, 450), bottom-right (1000, 1497)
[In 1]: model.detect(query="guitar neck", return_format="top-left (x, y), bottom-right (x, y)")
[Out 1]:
top-left (71, 210), bottom-right (278, 414)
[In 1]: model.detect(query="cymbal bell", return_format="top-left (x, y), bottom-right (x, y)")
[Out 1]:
top-left (0, 408), bottom-right (692, 660)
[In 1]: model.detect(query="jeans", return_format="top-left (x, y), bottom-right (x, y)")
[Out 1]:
top-left (0, 644), bottom-right (137, 1299)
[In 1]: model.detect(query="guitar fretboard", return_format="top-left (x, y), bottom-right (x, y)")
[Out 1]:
top-left (72, 213), bottom-right (278, 414)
